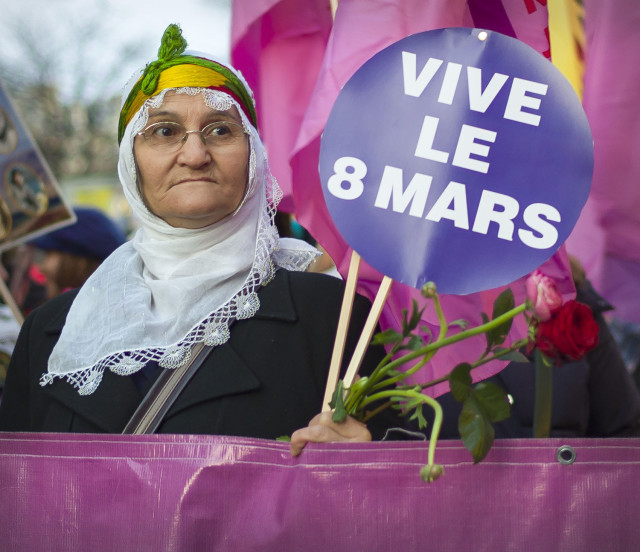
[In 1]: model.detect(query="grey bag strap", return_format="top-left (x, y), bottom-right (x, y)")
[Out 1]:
top-left (122, 342), bottom-right (213, 435)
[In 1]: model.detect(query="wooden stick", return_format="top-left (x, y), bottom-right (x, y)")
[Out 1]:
top-left (322, 250), bottom-right (361, 411)
top-left (343, 275), bottom-right (393, 388)
top-left (330, 0), bottom-right (339, 17)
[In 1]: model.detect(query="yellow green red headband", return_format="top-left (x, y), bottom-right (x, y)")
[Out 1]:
top-left (118, 24), bottom-right (257, 143)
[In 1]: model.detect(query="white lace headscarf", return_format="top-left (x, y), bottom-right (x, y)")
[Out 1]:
top-left (40, 52), bottom-right (319, 395)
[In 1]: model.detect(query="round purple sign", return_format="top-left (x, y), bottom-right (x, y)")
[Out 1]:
top-left (319, 28), bottom-right (593, 294)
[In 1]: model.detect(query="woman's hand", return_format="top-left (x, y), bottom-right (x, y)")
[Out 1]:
top-left (289, 411), bottom-right (371, 456)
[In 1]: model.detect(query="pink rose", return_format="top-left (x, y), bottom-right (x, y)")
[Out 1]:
top-left (526, 270), bottom-right (562, 321)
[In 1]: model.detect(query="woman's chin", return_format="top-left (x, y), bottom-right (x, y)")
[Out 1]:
top-left (161, 208), bottom-right (233, 229)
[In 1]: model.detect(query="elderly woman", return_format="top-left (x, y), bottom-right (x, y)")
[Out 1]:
top-left (0, 25), bottom-right (398, 452)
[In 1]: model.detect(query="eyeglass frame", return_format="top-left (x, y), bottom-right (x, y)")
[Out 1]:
top-left (135, 120), bottom-right (249, 152)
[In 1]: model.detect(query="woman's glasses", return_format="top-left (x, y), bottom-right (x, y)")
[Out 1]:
top-left (137, 121), bottom-right (248, 152)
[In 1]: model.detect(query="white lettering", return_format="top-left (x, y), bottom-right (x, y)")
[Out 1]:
top-left (374, 166), bottom-right (432, 217)
top-left (452, 124), bottom-right (497, 174)
top-left (402, 52), bottom-right (443, 97)
top-left (402, 51), bottom-right (548, 127)
top-left (425, 181), bottom-right (469, 229)
top-left (472, 190), bottom-right (520, 240)
top-left (438, 62), bottom-right (462, 105)
top-left (414, 115), bottom-right (450, 163)
top-left (327, 156), bottom-right (366, 200)
top-left (467, 67), bottom-right (509, 113)
top-left (504, 78), bottom-right (548, 126)
top-left (518, 203), bottom-right (561, 249)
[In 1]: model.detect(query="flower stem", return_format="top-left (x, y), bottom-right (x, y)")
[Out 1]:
top-left (396, 338), bottom-right (530, 395)
top-left (375, 302), bottom-right (529, 381)
top-left (432, 291), bottom-right (448, 343)
top-left (359, 389), bottom-right (442, 467)
top-left (533, 348), bottom-right (553, 438)
top-left (344, 304), bottom-right (529, 415)
top-left (469, 339), bottom-right (529, 368)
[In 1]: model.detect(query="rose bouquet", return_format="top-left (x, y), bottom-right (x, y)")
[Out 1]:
top-left (331, 270), bottom-right (600, 482)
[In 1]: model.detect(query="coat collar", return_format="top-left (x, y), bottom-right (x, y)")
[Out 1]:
top-left (42, 269), bottom-right (298, 432)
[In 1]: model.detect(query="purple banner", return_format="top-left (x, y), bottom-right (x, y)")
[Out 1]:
top-left (1, 432), bottom-right (639, 551)
top-left (320, 28), bottom-right (592, 294)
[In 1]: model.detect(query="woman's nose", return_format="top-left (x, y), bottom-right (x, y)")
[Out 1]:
top-left (176, 132), bottom-right (212, 167)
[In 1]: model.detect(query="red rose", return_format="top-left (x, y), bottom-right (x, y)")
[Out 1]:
top-left (535, 300), bottom-right (599, 361)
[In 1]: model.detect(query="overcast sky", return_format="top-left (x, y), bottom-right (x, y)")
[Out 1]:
top-left (0, 0), bottom-right (231, 100)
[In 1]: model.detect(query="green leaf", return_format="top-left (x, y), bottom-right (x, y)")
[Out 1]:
top-left (492, 288), bottom-right (515, 318)
top-left (276, 435), bottom-right (291, 442)
top-left (448, 362), bottom-right (472, 402)
top-left (372, 329), bottom-right (403, 345)
top-left (402, 334), bottom-right (425, 351)
top-left (481, 312), bottom-right (492, 348)
top-left (498, 350), bottom-right (529, 363)
top-left (474, 382), bottom-right (511, 423)
top-left (390, 389), bottom-right (429, 429)
top-left (408, 405), bottom-right (428, 429)
top-left (458, 395), bottom-right (495, 463)
top-left (402, 300), bottom-right (424, 335)
top-left (448, 318), bottom-right (469, 330)
top-left (488, 316), bottom-right (513, 346)
top-left (411, 300), bottom-right (425, 327)
top-left (330, 380), bottom-right (348, 423)
top-left (487, 289), bottom-right (515, 346)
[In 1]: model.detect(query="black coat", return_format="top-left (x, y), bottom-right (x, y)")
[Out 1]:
top-left (0, 269), bottom-right (400, 439)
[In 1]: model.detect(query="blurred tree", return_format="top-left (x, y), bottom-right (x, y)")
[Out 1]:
top-left (0, 9), bottom-right (142, 179)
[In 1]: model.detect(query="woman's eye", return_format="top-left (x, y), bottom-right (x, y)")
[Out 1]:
top-left (207, 123), bottom-right (231, 137)
top-left (150, 123), bottom-right (181, 138)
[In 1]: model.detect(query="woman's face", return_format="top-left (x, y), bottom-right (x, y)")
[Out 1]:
top-left (133, 92), bottom-right (250, 229)
top-left (39, 250), bottom-right (63, 299)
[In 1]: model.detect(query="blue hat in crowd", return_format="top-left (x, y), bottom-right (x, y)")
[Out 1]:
top-left (32, 207), bottom-right (127, 261)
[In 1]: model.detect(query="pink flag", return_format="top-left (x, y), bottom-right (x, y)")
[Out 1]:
top-left (231, 0), bottom-right (332, 212)
top-left (566, 0), bottom-right (640, 324)
top-left (290, 0), bottom-right (573, 397)
top-left (475, 0), bottom-right (551, 57)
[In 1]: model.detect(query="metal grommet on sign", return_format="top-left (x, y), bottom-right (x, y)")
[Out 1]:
top-left (557, 445), bottom-right (576, 465)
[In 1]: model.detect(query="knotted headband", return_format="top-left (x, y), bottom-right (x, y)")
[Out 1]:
top-left (118, 23), bottom-right (258, 143)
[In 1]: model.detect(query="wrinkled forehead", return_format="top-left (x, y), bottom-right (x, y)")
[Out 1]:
top-left (145, 91), bottom-right (244, 124)
top-left (131, 88), bottom-right (252, 134)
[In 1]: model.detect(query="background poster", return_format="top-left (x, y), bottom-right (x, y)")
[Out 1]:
top-left (0, 78), bottom-right (75, 326)
top-left (0, 79), bottom-right (74, 251)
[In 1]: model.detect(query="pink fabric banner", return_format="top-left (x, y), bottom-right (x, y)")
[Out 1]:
top-left (289, 0), bottom-right (573, 396)
top-left (2, 432), bottom-right (640, 551)
top-left (231, 0), bottom-right (332, 213)
top-left (565, 0), bottom-right (640, 324)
